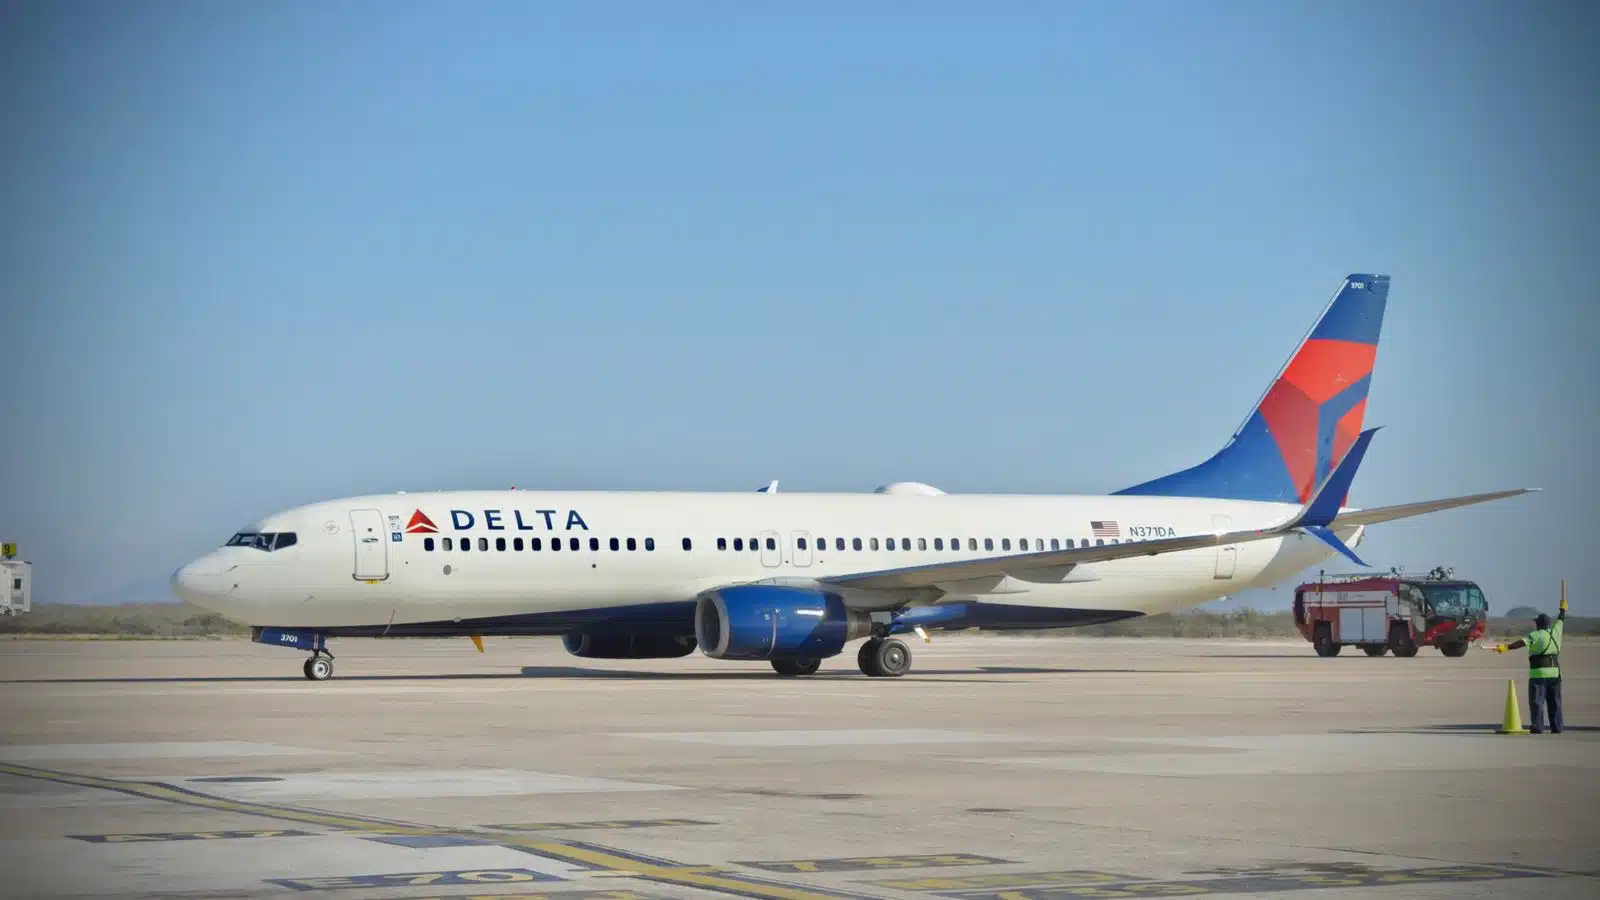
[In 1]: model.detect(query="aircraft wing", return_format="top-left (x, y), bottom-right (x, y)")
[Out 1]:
top-left (821, 521), bottom-right (1295, 591)
top-left (1329, 489), bottom-right (1538, 528)
top-left (823, 430), bottom-right (1534, 593)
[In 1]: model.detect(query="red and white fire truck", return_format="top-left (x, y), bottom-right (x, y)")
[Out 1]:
top-left (1292, 569), bottom-right (1489, 658)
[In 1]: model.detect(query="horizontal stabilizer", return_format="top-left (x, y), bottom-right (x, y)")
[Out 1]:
top-left (1292, 427), bottom-right (1379, 528)
top-left (1303, 525), bottom-right (1368, 567)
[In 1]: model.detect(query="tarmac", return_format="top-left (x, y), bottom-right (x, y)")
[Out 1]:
top-left (0, 634), bottom-right (1594, 900)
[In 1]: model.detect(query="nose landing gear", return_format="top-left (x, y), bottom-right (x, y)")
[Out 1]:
top-left (251, 628), bottom-right (336, 682)
top-left (302, 650), bottom-right (335, 681)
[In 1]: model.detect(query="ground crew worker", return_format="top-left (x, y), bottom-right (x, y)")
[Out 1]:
top-left (1494, 591), bottom-right (1566, 734)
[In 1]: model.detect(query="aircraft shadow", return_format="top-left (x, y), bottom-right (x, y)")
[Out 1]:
top-left (1, 665), bottom-right (1151, 685)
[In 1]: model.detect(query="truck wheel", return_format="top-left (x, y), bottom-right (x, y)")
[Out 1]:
top-left (1313, 624), bottom-right (1340, 657)
top-left (1389, 625), bottom-right (1418, 658)
top-left (1363, 644), bottom-right (1387, 657)
top-left (1439, 642), bottom-right (1468, 658)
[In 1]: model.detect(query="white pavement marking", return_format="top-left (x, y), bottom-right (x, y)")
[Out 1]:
top-left (150, 769), bottom-right (684, 800)
top-left (1, 834), bottom-right (585, 898)
top-left (972, 733), bottom-right (1600, 777)
top-left (614, 728), bottom-right (1032, 746)
top-left (0, 742), bottom-right (334, 762)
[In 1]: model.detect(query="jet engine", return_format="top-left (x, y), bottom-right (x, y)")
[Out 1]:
top-left (694, 585), bottom-right (874, 660)
top-left (561, 632), bottom-right (697, 659)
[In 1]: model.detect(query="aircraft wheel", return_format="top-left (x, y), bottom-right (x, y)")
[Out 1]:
top-left (866, 638), bottom-right (911, 678)
top-left (857, 639), bottom-right (883, 676)
top-left (1363, 644), bottom-right (1387, 657)
top-left (303, 656), bottom-right (334, 681)
top-left (772, 657), bottom-right (821, 676)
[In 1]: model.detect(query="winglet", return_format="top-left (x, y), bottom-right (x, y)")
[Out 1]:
top-left (1294, 427), bottom-right (1379, 528)
top-left (756, 480), bottom-right (779, 493)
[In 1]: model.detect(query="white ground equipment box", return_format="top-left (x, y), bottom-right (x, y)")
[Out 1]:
top-left (2, 542), bottom-right (30, 616)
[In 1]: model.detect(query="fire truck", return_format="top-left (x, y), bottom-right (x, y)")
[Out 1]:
top-left (1292, 568), bottom-right (1488, 658)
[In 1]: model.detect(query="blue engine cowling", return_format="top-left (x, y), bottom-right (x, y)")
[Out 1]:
top-left (694, 585), bottom-right (874, 660)
top-left (562, 632), bottom-right (698, 659)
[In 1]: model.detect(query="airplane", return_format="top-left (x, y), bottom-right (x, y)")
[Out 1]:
top-left (171, 274), bottom-right (1534, 681)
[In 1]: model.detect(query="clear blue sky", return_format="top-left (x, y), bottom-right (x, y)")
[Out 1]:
top-left (3, 1), bottom-right (1596, 614)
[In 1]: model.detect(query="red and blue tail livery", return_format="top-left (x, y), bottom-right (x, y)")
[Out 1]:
top-left (1116, 274), bottom-right (1389, 505)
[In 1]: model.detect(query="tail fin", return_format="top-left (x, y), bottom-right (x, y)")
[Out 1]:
top-left (1115, 274), bottom-right (1389, 504)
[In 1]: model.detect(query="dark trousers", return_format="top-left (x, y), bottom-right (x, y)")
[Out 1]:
top-left (1529, 677), bottom-right (1563, 732)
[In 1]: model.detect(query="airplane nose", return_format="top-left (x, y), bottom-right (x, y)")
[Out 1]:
top-left (170, 560), bottom-right (232, 608)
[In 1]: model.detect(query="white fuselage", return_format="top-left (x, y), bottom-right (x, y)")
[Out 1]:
top-left (173, 489), bottom-right (1355, 633)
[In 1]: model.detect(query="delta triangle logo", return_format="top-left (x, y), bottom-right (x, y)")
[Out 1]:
top-left (404, 510), bottom-right (438, 534)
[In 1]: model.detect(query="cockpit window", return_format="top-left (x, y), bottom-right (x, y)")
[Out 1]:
top-left (224, 532), bottom-right (298, 551)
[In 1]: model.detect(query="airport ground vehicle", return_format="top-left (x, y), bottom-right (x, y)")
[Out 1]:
top-left (1, 542), bottom-right (31, 617)
top-left (1293, 570), bottom-right (1488, 658)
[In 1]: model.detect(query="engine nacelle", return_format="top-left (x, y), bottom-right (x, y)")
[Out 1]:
top-left (694, 585), bottom-right (874, 660)
top-left (562, 632), bottom-right (697, 659)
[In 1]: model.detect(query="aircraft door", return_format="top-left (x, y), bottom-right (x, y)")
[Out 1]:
top-left (791, 530), bottom-right (813, 568)
top-left (759, 530), bottom-right (782, 568)
top-left (350, 508), bottom-right (390, 581)
top-left (1211, 514), bottom-right (1236, 580)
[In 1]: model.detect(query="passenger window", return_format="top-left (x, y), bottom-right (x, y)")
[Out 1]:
top-left (1050, 538), bottom-right (1059, 550)
top-left (646, 538), bottom-right (656, 551)
top-left (514, 537), bottom-right (524, 551)
top-left (852, 537), bottom-right (862, 551)
top-left (918, 537), bottom-right (927, 550)
top-left (886, 538), bottom-right (896, 550)
top-left (425, 537), bottom-right (436, 552)
top-left (734, 538), bottom-right (744, 551)
top-left (461, 539), bottom-right (471, 552)
top-left (836, 537), bottom-right (845, 551)
top-left (530, 537), bottom-right (541, 551)
top-left (764, 537), bottom-right (775, 551)
top-left (590, 537), bottom-right (600, 551)
top-left (870, 538), bottom-right (880, 550)
top-left (798, 537), bottom-right (808, 550)
top-left (984, 538), bottom-right (994, 550)
top-left (442, 537), bottom-right (453, 550)
top-left (934, 538), bottom-right (944, 550)
top-left (1002, 539), bottom-right (1011, 551)
top-left (496, 537), bottom-right (507, 551)
top-left (477, 537), bottom-right (487, 551)
top-left (1096, 539), bottom-right (1104, 546)
top-left (682, 537), bottom-right (692, 551)
top-left (627, 537), bottom-right (637, 551)
top-left (610, 537), bottom-right (620, 551)
top-left (569, 537), bottom-right (580, 551)
top-left (550, 538), bottom-right (560, 551)
top-left (718, 537), bottom-right (728, 551)
top-left (968, 538), bottom-right (977, 550)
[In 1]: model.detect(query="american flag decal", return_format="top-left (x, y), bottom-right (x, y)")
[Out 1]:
top-left (1090, 520), bottom-right (1121, 538)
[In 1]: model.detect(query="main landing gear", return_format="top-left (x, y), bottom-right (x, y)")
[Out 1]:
top-left (302, 649), bottom-right (334, 681)
top-left (857, 637), bottom-right (912, 677)
top-left (771, 657), bottom-right (822, 676)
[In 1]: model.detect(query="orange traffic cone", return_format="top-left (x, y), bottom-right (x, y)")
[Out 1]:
top-left (1496, 678), bottom-right (1529, 735)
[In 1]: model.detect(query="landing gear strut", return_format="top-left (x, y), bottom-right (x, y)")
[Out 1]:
top-left (857, 637), bottom-right (912, 677)
top-left (302, 650), bottom-right (335, 681)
